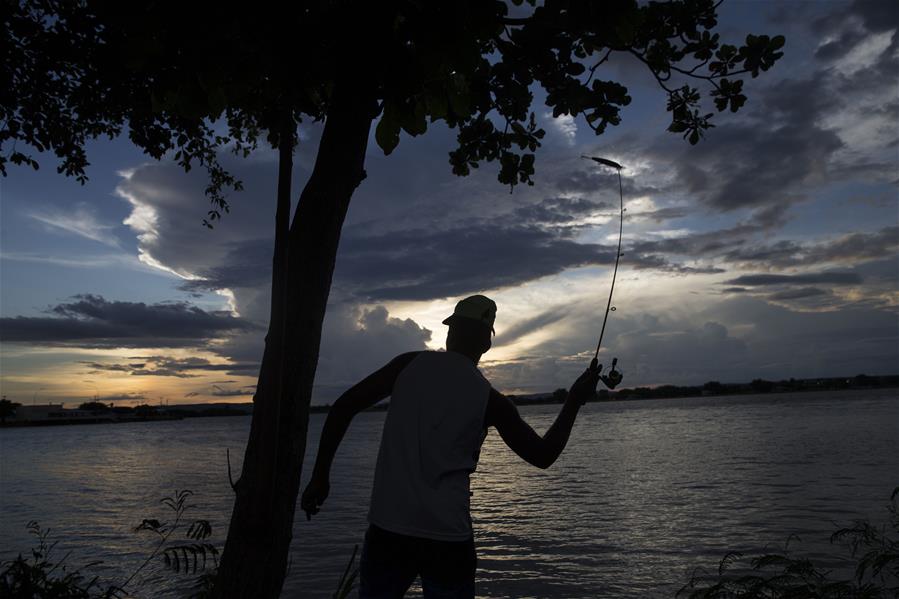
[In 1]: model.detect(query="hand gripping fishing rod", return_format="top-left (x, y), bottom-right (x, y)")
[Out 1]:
top-left (582, 155), bottom-right (624, 390)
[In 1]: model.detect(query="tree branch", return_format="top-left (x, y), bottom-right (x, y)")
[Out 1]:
top-left (501, 17), bottom-right (533, 26)
top-left (585, 48), bottom-right (613, 86)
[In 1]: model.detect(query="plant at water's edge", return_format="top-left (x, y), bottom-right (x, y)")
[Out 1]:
top-left (0, 521), bottom-right (123, 598)
top-left (677, 487), bottom-right (899, 598)
top-left (829, 487), bottom-right (899, 594)
top-left (1, 490), bottom-right (220, 598)
top-left (129, 489), bottom-right (219, 596)
top-left (332, 544), bottom-right (359, 599)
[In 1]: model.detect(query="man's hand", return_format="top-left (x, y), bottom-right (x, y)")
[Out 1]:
top-left (569, 358), bottom-right (601, 404)
top-left (300, 475), bottom-right (330, 521)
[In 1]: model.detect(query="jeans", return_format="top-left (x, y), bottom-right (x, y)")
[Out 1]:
top-left (358, 524), bottom-right (476, 598)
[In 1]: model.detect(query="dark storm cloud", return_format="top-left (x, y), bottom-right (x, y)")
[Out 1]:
top-left (757, 77), bottom-right (843, 128)
top-left (334, 220), bottom-right (718, 301)
top-left (629, 206), bottom-right (692, 223)
top-left (812, 0), bottom-right (899, 36)
top-left (176, 188), bottom-right (715, 304)
top-left (553, 167), bottom-right (661, 197)
top-left (633, 73), bottom-right (846, 212)
top-left (724, 272), bottom-right (862, 287)
top-left (94, 392), bottom-right (147, 402)
top-left (81, 356), bottom-right (257, 378)
top-left (767, 287), bottom-right (829, 301)
top-left (668, 122), bottom-right (843, 211)
top-left (628, 218), bottom-right (897, 278)
top-left (211, 385), bottom-right (255, 397)
top-left (180, 195), bottom-right (627, 301)
top-left (640, 6), bottom-right (896, 215)
top-left (815, 29), bottom-right (868, 61)
top-left (180, 238), bottom-right (273, 292)
top-left (510, 197), bottom-right (612, 226)
top-left (723, 225), bottom-right (899, 268)
top-left (337, 225), bottom-right (613, 300)
top-left (0, 294), bottom-right (256, 348)
top-left (629, 204), bottom-right (788, 258)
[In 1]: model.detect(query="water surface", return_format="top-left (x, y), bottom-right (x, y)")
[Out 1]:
top-left (1, 389), bottom-right (896, 597)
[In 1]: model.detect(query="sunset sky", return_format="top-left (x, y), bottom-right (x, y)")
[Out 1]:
top-left (1, 0), bottom-right (897, 407)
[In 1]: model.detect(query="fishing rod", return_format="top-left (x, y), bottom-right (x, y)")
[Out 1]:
top-left (582, 155), bottom-right (624, 389)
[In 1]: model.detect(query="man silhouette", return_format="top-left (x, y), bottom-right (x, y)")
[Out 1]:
top-left (301, 295), bottom-right (602, 598)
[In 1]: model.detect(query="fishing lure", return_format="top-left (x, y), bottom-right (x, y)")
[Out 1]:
top-left (582, 155), bottom-right (624, 389)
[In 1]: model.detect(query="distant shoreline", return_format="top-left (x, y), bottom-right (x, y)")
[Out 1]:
top-left (2, 375), bottom-right (895, 429)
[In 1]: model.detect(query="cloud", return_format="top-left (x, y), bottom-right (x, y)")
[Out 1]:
top-left (627, 204), bottom-right (789, 260)
top-left (81, 356), bottom-right (257, 378)
top-left (723, 272), bottom-right (862, 287)
top-left (335, 224), bottom-right (615, 301)
top-left (178, 192), bottom-right (722, 307)
top-left (658, 121), bottom-right (843, 212)
top-left (722, 226), bottom-right (899, 269)
top-left (552, 164), bottom-right (661, 198)
top-left (210, 384), bottom-right (255, 397)
top-left (632, 5), bottom-right (896, 216)
top-left (27, 205), bottom-right (121, 247)
top-left (315, 304), bottom-right (432, 390)
top-left (0, 294), bottom-right (256, 348)
top-left (0, 251), bottom-right (150, 271)
top-left (545, 112), bottom-right (578, 146)
top-left (92, 392), bottom-right (147, 402)
top-left (767, 287), bottom-right (829, 301)
top-left (627, 206), bottom-right (691, 223)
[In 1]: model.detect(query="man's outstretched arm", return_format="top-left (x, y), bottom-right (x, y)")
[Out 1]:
top-left (301, 351), bottom-right (420, 519)
top-left (485, 360), bottom-right (599, 469)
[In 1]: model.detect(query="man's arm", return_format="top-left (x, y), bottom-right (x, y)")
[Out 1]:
top-left (484, 360), bottom-right (599, 469)
top-left (301, 351), bottom-right (420, 519)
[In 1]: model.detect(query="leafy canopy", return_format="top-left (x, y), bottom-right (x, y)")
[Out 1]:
top-left (2, 0), bottom-right (784, 220)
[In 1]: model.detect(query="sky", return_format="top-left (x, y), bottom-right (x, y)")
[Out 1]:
top-left (1, 0), bottom-right (897, 407)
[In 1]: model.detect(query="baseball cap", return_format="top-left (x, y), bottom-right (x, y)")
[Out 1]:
top-left (442, 295), bottom-right (497, 335)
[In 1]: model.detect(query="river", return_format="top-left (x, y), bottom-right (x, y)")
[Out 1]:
top-left (1, 389), bottom-right (896, 597)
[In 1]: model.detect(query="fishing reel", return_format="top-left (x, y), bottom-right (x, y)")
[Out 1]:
top-left (600, 357), bottom-right (623, 390)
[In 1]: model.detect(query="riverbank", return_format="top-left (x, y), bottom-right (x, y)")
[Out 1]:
top-left (0, 414), bottom-right (183, 428)
top-left (3, 374), bottom-right (895, 427)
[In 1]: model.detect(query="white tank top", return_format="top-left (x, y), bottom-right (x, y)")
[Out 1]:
top-left (368, 351), bottom-right (490, 541)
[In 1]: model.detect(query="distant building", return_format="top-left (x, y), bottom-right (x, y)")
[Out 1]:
top-left (12, 403), bottom-right (68, 421)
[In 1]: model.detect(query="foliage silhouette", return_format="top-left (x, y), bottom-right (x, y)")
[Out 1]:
top-left (1, 490), bottom-right (220, 598)
top-left (129, 490), bottom-right (219, 587)
top-left (0, 521), bottom-right (123, 599)
top-left (1, 490), bottom-right (366, 598)
top-left (0, 398), bottom-right (20, 424)
top-left (678, 487), bottom-right (899, 598)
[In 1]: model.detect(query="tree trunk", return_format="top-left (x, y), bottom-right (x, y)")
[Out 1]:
top-left (213, 83), bottom-right (376, 598)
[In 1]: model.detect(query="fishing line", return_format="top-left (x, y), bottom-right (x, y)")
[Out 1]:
top-left (581, 156), bottom-right (624, 362)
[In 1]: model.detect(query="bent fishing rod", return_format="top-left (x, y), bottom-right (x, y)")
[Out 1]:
top-left (582, 155), bottom-right (625, 389)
